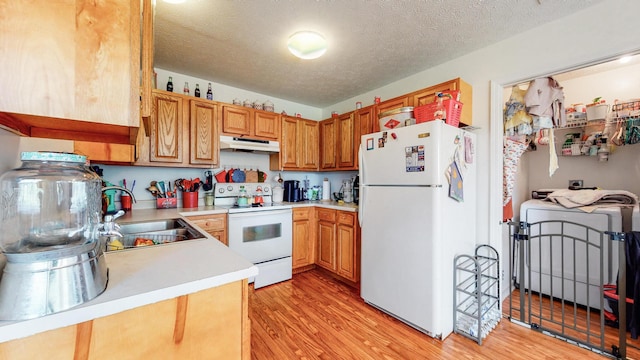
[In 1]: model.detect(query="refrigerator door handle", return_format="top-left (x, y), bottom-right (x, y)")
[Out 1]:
top-left (358, 145), bottom-right (364, 227)
top-left (358, 186), bottom-right (364, 227)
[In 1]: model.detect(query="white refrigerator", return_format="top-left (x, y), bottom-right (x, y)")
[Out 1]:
top-left (359, 120), bottom-right (477, 339)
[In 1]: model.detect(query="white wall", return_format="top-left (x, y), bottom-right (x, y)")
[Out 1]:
top-left (154, 68), bottom-right (323, 120)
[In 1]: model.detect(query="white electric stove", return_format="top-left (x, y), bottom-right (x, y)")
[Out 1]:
top-left (214, 183), bottom-right (292, 289)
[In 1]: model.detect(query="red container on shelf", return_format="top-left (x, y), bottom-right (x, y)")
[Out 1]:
top-left (415, 99), bottom-right (463, 127)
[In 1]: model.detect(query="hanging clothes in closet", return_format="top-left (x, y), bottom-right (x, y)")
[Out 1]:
top-left (524, 76), bottom-right (566, 177)
top-left (502, 85), bottom-right (531, 221)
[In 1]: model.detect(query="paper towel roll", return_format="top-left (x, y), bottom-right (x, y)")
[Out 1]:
top-left (322, 178), bottom-right (330, 200)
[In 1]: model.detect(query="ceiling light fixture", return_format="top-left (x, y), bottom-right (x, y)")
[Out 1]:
top-left (287, 31), bottom-right (327, 60)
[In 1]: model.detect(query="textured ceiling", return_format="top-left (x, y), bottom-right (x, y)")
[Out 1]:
top-left (154, 0), bottom-right (603, 108)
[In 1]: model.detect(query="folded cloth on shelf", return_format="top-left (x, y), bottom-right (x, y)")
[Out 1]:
top-left (546, 189), bottom-right (638, 212)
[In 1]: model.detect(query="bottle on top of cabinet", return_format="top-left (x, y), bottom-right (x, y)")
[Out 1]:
top-left (206, 83), bottom-right (213, 100)
top-left (166, 76), bottom-right (174, 92)
top-left (183, 82), bottom-right (190, 96)
top-left (194, 84), bottom-right (201, 98)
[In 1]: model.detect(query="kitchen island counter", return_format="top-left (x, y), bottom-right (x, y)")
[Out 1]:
top-left (0, 236), bottom-right (257, 355)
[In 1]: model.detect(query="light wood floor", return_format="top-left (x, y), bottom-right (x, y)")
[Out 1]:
top-left (249, 269), bottom-right (607, 359)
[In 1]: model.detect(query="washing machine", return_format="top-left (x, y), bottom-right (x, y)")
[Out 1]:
top-left (518, 199), bottom-right (622, 310)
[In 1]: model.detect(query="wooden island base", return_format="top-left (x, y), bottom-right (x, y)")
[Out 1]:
top-left (0, 280), bottom-right (250, 360)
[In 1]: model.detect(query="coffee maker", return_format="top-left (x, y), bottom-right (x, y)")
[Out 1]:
top-left (283, 180), bottom-right (302, 202)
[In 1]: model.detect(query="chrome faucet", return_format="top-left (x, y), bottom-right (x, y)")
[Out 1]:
top-left (102, 186), bottom-right (136, 203)
top-left (99, 186), bottom-right (136, 247)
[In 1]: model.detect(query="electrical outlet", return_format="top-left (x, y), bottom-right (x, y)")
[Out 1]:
top-left (569, 179), bottom-right (584, 188)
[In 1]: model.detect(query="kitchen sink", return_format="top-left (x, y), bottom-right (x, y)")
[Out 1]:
top-left (106, 218), bottom-right (207, 251)
top-left (118, 219), bottom-right (192, 235)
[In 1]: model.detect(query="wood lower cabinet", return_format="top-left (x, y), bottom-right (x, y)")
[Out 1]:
top-left (0, 280), bottom-right (251, 360)
top-left (135, 90), bottom-right (219, 168)
top-left (186, 214), bottom-right (228, 245)
top-left (336, 211), bottom-right (359, 282)
top-left (316, 208), bottom-right (337, 271)
top-left (270, 116), bottom-right (318, 171)
top-left (314, 208), bottom-right (360, 283)
top-left (292, 208), bottom-right (315, 271)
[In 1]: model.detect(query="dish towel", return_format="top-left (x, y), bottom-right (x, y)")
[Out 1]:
top-left (546, 189), bottom-right (638, 212)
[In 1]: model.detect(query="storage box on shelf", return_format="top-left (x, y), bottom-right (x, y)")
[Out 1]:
top-left (415, 99), bottom-right (463, 127)
top-left (586, 103), bottom-right (609, 121)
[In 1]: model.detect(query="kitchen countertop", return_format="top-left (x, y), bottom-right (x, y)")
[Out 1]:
top-left (282, 200), bottom-right (359, 212)
top-left (115, 200), bottom-right (358, 223)
top-left (0, 237), bottom-right (258, 343)
top-left (0, 200), bottom-right (356, 342)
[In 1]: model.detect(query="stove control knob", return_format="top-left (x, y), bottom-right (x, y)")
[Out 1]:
top-left (227, 185), bottom-right (233, 192)
top-left (262, 186), bottom-right (270, 193)
top-left (218, 187), bottom-right (225, 194)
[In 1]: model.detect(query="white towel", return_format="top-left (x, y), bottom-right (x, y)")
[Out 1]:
top-left (546, 189), bottom-right (638, 212)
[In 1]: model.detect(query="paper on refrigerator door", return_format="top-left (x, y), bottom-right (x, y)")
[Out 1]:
top-left (405, 146), bottom-right (425, 173)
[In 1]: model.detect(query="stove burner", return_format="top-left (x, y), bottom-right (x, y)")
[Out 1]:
top-left (233, 203), bottom-right (263, 208)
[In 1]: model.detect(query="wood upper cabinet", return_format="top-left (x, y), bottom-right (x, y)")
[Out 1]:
top-left (357, 105), bottom-right (379, 137)
top-left (336, 112), bottom-right (357, 169)
top-left (0, 0), bottom-right (140, 129)
top-left (292, 208), bottom-right (315, 270)
top-left (254, 111), bottom-right (280, 139)
top-left (190, 100), bottom-right (219, 166)
top-left (150, 92), bottom-right (184, 163)
top-left (221, 105), bottom-right (251, 135)
top-left (136, 90), bottom-right (219, 168)
top-left (186, 214), bottom-right (227, 246)
top-left (221, 104), bottom-right (279, 140)
top-left (271, 116), bottom-right (318, 171)
top-left (300, 120), bottom-right (320, 169)
top-left (376, 96), bottom-right (410, 117)
top-left (319, 118), bottom-right (337, 170)
top-left (278, 116), bottom-right (299, 169)
top-left (409, 78), bottom-right (473, 126)
top-left (320, 112), bottom-right (357, 171)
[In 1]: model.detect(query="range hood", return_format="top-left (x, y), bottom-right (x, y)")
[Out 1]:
top-left (219, 135), bottom-right (280, 154)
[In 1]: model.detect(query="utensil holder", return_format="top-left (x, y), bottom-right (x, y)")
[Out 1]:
top-left (156, 197), bottom-right (177, 209)
top-left (182, 191), bottom-right (198, 208)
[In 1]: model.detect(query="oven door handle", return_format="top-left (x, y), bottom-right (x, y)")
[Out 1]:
top-left (227, 209), bottom-right (292, 218)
